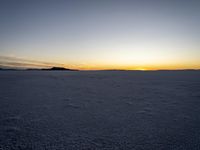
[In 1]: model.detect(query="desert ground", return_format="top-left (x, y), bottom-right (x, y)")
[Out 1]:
top-left (0, 70), bottom-right (200, 150)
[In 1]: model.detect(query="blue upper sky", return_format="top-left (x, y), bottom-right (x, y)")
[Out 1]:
top-left (0, 0), bottom-right (200, 70)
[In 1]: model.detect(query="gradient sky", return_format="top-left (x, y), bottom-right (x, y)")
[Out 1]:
top-left (0, 0), bottom-right (200, 70)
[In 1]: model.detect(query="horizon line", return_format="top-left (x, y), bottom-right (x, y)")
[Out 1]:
top-left (0, 66), bottom-right (200, 71)
top-left (1, 55), bottom-right (200, 71)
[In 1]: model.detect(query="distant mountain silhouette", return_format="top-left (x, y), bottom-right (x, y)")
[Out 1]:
top-left (42, 67), bottom-right (78, 71)
top-left (0, 66), bottom-right (78, 71)
top-left (0, 68), bottom-right (17, 71)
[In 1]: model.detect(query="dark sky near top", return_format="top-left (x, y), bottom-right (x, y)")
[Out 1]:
top-left (0, 0), bottom-right (200, 69)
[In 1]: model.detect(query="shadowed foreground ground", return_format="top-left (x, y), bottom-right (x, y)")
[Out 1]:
top-left (0, 71), bottom-right (200, 150)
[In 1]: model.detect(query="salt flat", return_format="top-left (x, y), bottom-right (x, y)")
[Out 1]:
top-left (0, 70), bottom-right (200, 150)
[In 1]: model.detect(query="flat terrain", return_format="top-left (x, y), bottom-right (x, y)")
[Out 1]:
top-left (0, 71), bottom-right (200, 150)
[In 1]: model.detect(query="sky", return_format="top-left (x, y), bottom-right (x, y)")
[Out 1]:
top-left (0, 0), bottom-right (200, 70)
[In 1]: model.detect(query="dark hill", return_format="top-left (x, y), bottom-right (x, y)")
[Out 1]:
top-left (42, 67), bottom-right (78, 71)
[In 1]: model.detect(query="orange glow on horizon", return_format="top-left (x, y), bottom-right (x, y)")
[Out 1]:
top-left (1, 55), bottom-right (200, 71)
top-left (63, 63), bottom-right (200, 71)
